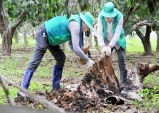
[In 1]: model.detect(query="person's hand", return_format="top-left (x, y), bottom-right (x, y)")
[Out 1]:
top-left (101, 46), bottom-right (111, 56)
top-left (86, 58), bottom-right (94, 68)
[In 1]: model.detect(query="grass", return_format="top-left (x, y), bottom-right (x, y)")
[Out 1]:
top-left (12, 37), bottom-right (36, 48)
top-left (143, 73), bottom-right (159, 86)
top-left (0, 37), bottom-right (159, 111)
top-left (126, 37), bottom-right (157, 53)
top-left (134, 86), bottom-right (159, 112)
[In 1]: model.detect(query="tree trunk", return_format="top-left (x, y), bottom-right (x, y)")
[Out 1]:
top-left (0, 0), bottom-right (2, 14)
top-left (77, 55), bottom-right (120, 99)
top-left (32, 30), bottom-right (35, 40)
top-left (135, 26), bottom-right (152, 55)
top-left (143, 26), bottom-right (152, 54)
top-left (23, 33), bottom-right (28, 48)
top-left (14, 31), bottom-right (18, 44)
top-left (156, 31), bottom-right (159, 52)
top-left (0, 3), bottom-right (26, 56)
top-left (1, 30), bottom-right (12, 56)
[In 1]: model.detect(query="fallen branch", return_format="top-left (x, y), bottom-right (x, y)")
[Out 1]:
top-left (0, 74), bottom-right (15, 106)
top-left (0, 104), bottom-right (58, 113)
top-left (133, 20), bottom-right (153, 30)
top-left (0, 73), bottom-right (65, 113)
top-left (123, 3), bottom-right (140, 26)
top-left (121, 62), bottom-right (159, 100)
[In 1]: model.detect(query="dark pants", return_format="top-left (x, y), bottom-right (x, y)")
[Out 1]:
top-left (27, 24), bottom-right (66, 71)
top-left (113, 47), bottom-right (127, 84)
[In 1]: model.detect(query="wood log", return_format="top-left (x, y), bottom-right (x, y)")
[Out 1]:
top-left (77, 54), bottom-right (120, 99)
top-left (121, 62), bottom-right (159, 100)
top-left (0, 73), bottom-right (65, 113)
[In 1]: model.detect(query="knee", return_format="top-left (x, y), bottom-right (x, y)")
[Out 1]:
top-left (56, 54), bottom-right (66, 67)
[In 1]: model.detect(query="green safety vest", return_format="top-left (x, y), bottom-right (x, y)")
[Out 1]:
top-left (100, 11), bottom-right (126, 49)
top-left (44, 14), bottom-right (81, 46)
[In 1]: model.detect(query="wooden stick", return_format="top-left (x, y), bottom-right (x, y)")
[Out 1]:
top-left (0, 73), bottom-right (65, 113)
top-left (0, 74), bottom-right (16, 106)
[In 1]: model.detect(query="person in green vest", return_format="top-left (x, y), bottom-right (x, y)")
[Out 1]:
top-left (96, 2), bottom-right (127, 88)
top-left (18, 12), bottom-right (95, 97)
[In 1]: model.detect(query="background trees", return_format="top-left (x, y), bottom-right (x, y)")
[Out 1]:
top-left (0, 0), bottom-right (159, 56)
top-left (0, 0), bottom-right (66, 56)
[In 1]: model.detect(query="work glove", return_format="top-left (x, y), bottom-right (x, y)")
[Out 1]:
top-left (101, 46), bottom-right (111, 56)
top-left (86, 58), bottom-right (94, 68)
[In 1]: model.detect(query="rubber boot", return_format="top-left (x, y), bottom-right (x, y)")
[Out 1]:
top-left (52, 65), bottom-right (63, 90)
top-left (18, 69), bottom-right (34, 97)
top-left (120, 69), bottom-right (127, 88)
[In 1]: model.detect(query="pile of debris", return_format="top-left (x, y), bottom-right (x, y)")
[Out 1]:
top-left (15, 55), bottom-right (159, 112)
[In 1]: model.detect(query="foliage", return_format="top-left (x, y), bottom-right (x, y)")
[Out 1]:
top-left (5, 0), bottom-right (66, 27)
top-left (5, 0), bottom-right (106, 26)
top-left (112, 0), bottom-right (159, 35)
top-left (0, 86), bottom-right (18, 104)
top-left (64, 0), bottom-right (104, 17)
top-left (123, 0), bottom-right (158, 15)
top-left (135, 86), bottom-right (159, 111)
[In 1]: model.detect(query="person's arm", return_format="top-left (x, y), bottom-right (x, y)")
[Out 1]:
top-left (68, 40), bottom-right (74, 52)
top-left (68, 21), bottom-right (89, 62)
top-left (109, 17), bottom-right (123, 48)
top-left (96, 15), bottom-right (105, 49)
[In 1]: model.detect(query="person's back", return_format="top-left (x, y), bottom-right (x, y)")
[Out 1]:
top-left (18, 12), bottom-right (95, 97)
top-left (45, 15), bottom-right (71, 46)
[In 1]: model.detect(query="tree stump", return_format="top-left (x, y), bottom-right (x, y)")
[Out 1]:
top-left (77, 54), bottom-right (120, 99)
top-left (75, 54), bottom-right (159, 101)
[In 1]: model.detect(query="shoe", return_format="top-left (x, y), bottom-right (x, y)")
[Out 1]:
top-left (18, 69), bottom-right (34, 97)
top-left (17, 91), bottom-right (28, 97)
top-left (52, 65), bottom-right (63, 90)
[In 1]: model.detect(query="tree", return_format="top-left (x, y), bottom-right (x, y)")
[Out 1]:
top-left (1, 0), bottom-right (159, 56)
top-left (117, 0), bottom-right (159, 54)
top-left (156, 31), bottom-right (159, 52)
top-left (0, 0), bottom-right (2, 14)
top-left (0, 0), bottom-right (66, 56)
top-left (0, 0), bottom-right (26, 56)
top-left (65, 0), bottom-right (159, 55)
top-left (19, 22), bottom-right (34, 48)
